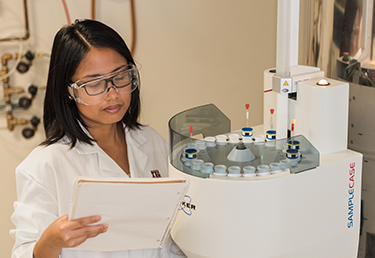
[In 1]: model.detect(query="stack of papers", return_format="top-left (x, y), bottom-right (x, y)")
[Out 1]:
top-left (69, 177), bottom-right (189, 252)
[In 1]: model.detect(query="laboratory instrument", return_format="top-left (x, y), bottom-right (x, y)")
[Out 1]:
top-left (169, 1), bottom-right (362, 257)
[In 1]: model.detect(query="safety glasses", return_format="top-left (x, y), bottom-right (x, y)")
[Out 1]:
top-left (68, 63), bottom-right (139, 105)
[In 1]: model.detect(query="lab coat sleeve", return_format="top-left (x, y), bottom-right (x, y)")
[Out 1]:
top-left (10, 167), bottom-right (59, 258)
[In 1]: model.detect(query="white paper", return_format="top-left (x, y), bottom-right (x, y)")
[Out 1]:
top-left (69, 177), bottom-right (189, 252)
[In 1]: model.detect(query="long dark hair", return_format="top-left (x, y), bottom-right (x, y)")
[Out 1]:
top-left (42, 19), bottom-right (141, 147)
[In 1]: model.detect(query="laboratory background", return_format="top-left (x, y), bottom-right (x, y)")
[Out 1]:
top-left (2, 0), bottom-right (375, 257)
top-left (0, 0), bottom-right (276, 256)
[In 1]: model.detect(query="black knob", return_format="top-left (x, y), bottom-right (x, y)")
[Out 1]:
top-left (19, 97), bottom-right (32, 109)
top-left (28, 85), bottom-right (38, 97)
top-left (25, 51), bottom-right (35, 62)
top-left (30, 116), bottom-right (41, 128)
top-left (22, 128), bottom-right (35, 139)
top-left (16, 61), bottom-right (30, 73)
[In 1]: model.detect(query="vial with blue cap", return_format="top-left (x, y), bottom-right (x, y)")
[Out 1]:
top-left (241, 104), bottom-right (253, 138)
top-left (286, 148), bottom-right (299, 166)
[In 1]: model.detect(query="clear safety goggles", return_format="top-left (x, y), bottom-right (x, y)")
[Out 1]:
top-left (68, 64), bottom-right (139, 105)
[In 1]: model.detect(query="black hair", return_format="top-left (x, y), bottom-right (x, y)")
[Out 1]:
top-left (41, 19), bottom-right (141, 148)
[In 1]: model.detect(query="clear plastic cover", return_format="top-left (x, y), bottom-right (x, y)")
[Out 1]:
top-left (169, 104), bottom-right (319, 179)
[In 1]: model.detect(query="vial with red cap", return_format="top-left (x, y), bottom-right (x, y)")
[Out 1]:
top-left (241, 104), bottom-right (253, 138)
top-left (266, 108), bottom-right (276, 141)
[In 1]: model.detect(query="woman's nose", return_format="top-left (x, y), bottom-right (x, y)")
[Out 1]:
top-left (104, 85), bottom-right (120, 100)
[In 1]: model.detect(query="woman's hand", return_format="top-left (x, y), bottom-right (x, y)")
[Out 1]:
top-left (33, 214), bottom-right (108, 258)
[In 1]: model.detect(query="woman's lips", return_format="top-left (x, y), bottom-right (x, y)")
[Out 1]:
top-left (103, 104), bottom-right (121, 113)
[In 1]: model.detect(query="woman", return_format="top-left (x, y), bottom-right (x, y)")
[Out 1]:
top-left (10, 19), bottom-right (185, 258)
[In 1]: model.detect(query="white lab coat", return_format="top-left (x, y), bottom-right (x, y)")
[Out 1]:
top-left (10, 125), bottom-right (186, 258)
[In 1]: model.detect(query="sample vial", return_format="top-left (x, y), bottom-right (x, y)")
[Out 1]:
top-left (204, 137), bottom-right (216, 147)
top-left (241, 127), bottom-right (253, 138)
top-left (214, 164), bottom-right (227, 176)
top-left (201, 162), bottom-right (214, 174)
top-left (216, 134), bottom-right (227, 145)
top-left (191, 159), bottom-right (204, 171)
top-left (288, 140), bottom-right (300, 150)
top-left (228, 166), bottom-right (241, 177)
top-left (280, 158), bottom-right (292, 169)
top-left (266, 130), bottom-right (277, 140)
top-left (286, 149), bottom-right (299, 166)
top-left (243, 166), bottom-right (256, 177)
top-left (257, 164), bottom-right (270, 176)
top-left (185, 148), bottom-right (198, 159)
top-left (270, 162), bottom-right (282, 173)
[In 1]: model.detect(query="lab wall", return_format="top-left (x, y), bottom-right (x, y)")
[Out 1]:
top-left (0, 0), bottom-right (277, 256)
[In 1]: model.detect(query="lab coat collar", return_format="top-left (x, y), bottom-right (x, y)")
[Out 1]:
top-left (126, 126), bottom-right (147, 148)
top-left (73, 123), bottom-right (149, 177)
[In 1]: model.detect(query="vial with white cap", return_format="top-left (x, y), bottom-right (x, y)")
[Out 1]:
top-left (257, 164), bottom-right (270, 176)
top-left (215, 134), bottom-right (227, 145)
top-left (254, 135), bottom-right (265, 145)
top-left (196, 140), bottom-right (207, 150)
top-left (214, 164), bottom-right (227, 176)
top-left (204, 136), bottom-right (216, 147)
top-left (228, 166), bottom-right (241, 177)
top-left (191, 159), bottom-right (204, 171)
top-left (228, 133), bottom-right (240, 144)
top-left (243, 166), bottom-right (256, 177)
top-left (270, 162), bottom-right (282, 173)
top-left (280, 158), bottom-right (292, 169)
top-left (201, 162), bottom-right (214, 174)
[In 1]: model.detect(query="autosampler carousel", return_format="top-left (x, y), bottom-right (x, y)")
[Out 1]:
top-left (168, 103), bottom-right (362, 258)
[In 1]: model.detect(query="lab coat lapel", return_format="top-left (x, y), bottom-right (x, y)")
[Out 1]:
top-left (74, 122), bottom-right (149, 177)
top-left (126, 127), bottom-right (149, 178)
top-left (75, 140), bottom-right (127, 176)
top-left (96, 146), bottom-right (127, 175)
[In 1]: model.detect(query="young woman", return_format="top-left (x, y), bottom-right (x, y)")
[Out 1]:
top-left (10, 19), bottom-right (185, 258)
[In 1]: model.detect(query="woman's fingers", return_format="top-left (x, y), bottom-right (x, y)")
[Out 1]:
top-left (75, 223), bottom-right (108, 239)
top-left (57, 215), bottom-right (108, 247)
top-left (72, 215), bottom-right (102, 228)
top-left (64, 223), bottom-right (108, 247)
top-left (34, 214), bottom-right (109, 256)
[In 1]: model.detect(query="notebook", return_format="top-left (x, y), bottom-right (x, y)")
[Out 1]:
top-left (69, 176), bottom-right (189, 252)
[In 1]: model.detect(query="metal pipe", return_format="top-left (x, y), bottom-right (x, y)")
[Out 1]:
top-left (1, 53), bottom-right (28, 131)
top-left (129, 0), bottom-right (136, 54)
top-left (0, 0), bottom-right (30, 42)
top-left (91, 0), bottom-right (96, 20)
top-left (6, 116), bottom-right (28, 131)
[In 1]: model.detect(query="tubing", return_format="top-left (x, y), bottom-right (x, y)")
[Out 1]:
top-left (129, 0), bottom-right (136, 54)
top-left (91, 0), bottom-right (96, 20)
top-left (0, 42), bottom-right (24, 80)
top-left (61, 0), bottom-right (71, 25)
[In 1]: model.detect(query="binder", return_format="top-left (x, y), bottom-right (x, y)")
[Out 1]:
top-left (68, 177), bottom-right (189, 252)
